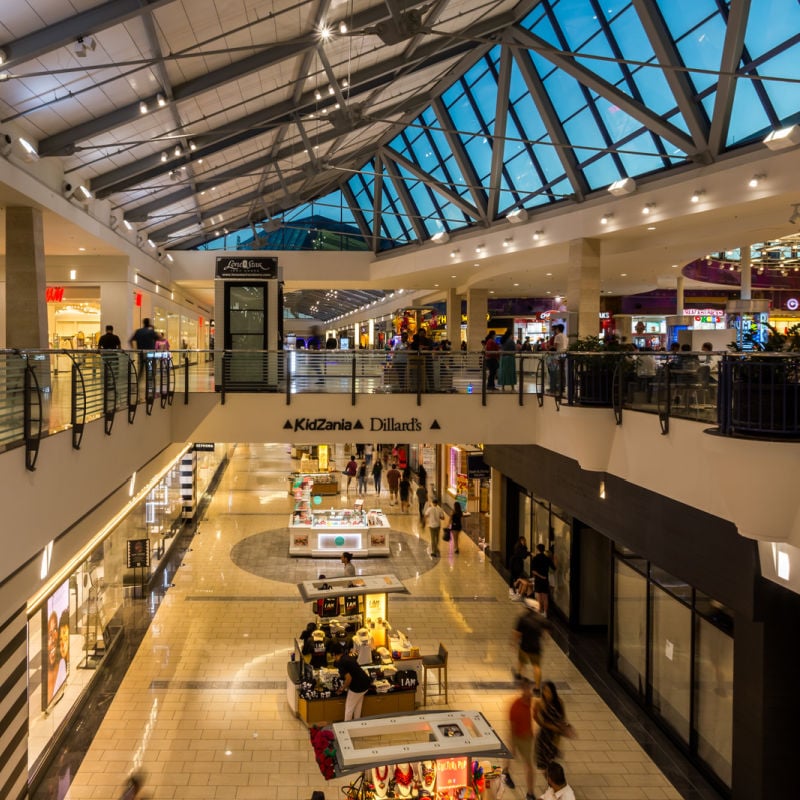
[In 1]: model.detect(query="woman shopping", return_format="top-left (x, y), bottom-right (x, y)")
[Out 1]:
top-left (449, 501), bottom-right (463, 554)
top-left (533, 681), bottom-right (576, 789)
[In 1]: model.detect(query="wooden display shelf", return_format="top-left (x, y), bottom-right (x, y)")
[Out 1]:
top-left (297, 690), bottom-right (416, 725)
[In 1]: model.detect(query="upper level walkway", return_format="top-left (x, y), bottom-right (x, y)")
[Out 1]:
top-left (1, 347), bottom-right (799, 553)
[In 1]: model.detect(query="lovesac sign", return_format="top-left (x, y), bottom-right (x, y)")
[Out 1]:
top-left (215, 256), bottom-right (278, 278)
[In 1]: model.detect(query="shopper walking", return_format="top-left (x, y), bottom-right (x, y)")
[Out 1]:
top-left (98, 325), bottom-right (121, 349)
top-left (341, 552), bottom-right (356, 577)
top-left (332, 643), bottom-right (372, 721)
top-left (484, 330), bottom-right (501, 390)
top-left (533, 682), bottom-right (575, 789)
top-left (449, 501), bottom-right (463, 554)
top-left (386, 464), bottom-right (401, 505)
top-left (129, 318), bottom-right (158, 378)
top-left (357, 460), bottom-right (368, 496)
top-left (498, 328), bottom-right (517, 390)
top-left (513, 601), bottom-right (549, 694)
top-left (422, 496), bottom-right (446, 558)
top-left (372, 459), bottom-right (383, 495)
top-left (344, 456), bottom-right (358, 492)
top-left (416, 482), bottom-right (428, 520)
top-left (399, 474), bottom-right (411, 512)
top-left (530, 544), bottom-right (556, 616)
top-left (504, 678), bottom-right (535, 800)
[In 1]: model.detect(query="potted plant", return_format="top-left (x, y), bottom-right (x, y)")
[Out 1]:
top-left (566, 334), bottom-right (628, 406)
top-left (724, 322), bottom-right (800, 437)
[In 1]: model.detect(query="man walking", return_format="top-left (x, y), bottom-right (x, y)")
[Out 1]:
top-left (386, 463), bottom-right (401, 505)
top-left (129, 318), bottom-right (158, 378)
top-left (513, 599), bottom-right (550, 695)
top-left (422, 496), bottom-right (446, 558)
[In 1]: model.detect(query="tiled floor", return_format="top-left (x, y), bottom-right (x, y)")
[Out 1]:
top-left (60, 444), bottom-right (698, 800)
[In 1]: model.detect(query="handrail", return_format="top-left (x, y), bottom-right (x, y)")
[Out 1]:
top-left (103, 356), bottom-right (118, 435)
top-left (23, 358), bottom-right (42, 471)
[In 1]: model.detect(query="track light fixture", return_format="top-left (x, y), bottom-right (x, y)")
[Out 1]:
top-left (600, 213), bottom-right (613, 225)
top-left (156, 92), bottom-right (167, 107)
top-left (642, 202), bottom-right (655, 215)
top-left (533, 230), bottom-right (544, 241)
top-left (506, 208), bottom-right (528, 224)
top-left (0, 48), bottom-right (6, 65)
top-left (74, 36), bottom-right (96, 58)
top-left (748, 173), bottom-right (765, 188)
top-left (63, 181), bottom-right (92, 201)
top-left (503, 237), bottom-right (513, 247)
top-left (449, 248), bottom-right (459, 258)
top-left (691, 189), bottom-right (704, 203)
top-left (0, 132), bottom-right (13, 157)
top-left (160, 151), bottom-right (168, 162)
top-left (139, 100), bottom-right (148, 114)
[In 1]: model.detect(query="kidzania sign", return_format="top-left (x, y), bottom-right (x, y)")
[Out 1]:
top-left (284, 417), bottom-right (435, 432)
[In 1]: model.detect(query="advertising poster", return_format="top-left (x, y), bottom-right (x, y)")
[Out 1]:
top-left (43, 579), bottom-right (70, 710)
top-left (126, 538), bottom-right (150, 568)
top-left (456, 473), bottom-right (469, 509)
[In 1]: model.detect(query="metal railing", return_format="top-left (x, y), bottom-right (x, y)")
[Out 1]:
top-left (0, 347), bottom-right (796, 471)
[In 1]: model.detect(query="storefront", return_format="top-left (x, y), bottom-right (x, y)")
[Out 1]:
top-left (612, 546), bottom-right (733, 789)
top-left (26, 443), bottom-right (230, 773)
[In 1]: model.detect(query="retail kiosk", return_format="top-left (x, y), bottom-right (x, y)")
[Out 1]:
top-left (289, 487), bottom-right (390, 556)
top-left (311, 710), bottom-right (510, 798)
top-left (288, 575), bottom-right (423, 724)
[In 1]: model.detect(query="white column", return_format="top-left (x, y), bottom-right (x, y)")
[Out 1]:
top-left (676, 276), bottom-right (685, 314)
top-left (566, 238), bottom-right (601, 339)
top-left (446, 288), bottom-right (460, 345)
top-left (740, 243), bottom-right (752, 301)
top-left (466, 289), bottom-right (488, 351)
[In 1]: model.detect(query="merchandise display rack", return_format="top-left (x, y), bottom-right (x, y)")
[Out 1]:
top-left (309, 711), bottom-right (510, 798)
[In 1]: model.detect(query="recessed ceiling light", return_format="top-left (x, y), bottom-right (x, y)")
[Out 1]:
top-left (513, 283), bottom-right (519, 287)
top-left (546, 290), bottom-right (551, 294)
top-left (78, 246), bottom-right (85, 251)
top-left (647, 226), bottom-right (656, 230)
top-left (620, 273), bottom-right (627, 276)
top-left (545, 272), bottom-right (552, 276)
top-left (671, 264), bottom-right (679, 268)
top-left (489, 290), bottom-right (495, 294)
top-left (434, 283), bottom-right (439, 287)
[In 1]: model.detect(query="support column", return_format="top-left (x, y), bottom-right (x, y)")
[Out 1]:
top-left (6, 207), bottom-right (48, 349)
top-left (566, 238), bottom-right (601, 340)
top-left (676, 275), bottom-right (685, 314)
top-left (740, 243), bottom-right (752, 300)
top-left (446, 288), bottom-right (460, 346)
top-left (466, 289), bottom-right (488, 351)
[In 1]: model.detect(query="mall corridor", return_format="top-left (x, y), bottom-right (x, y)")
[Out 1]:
top-left (59, 444), bottom-right (692, 800)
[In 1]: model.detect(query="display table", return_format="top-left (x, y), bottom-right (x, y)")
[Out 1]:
top-left (289, 509), bottom-right (390, 557)
top-left (288, 471), bottom-right (339, 496)
top-left (290, 575), bottom-right (423, 724)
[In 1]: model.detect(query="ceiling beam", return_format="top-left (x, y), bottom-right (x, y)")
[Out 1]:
top-left (431, 98), bottom-right (489, 223)
top-left (708, 0), bottom-right (752, 157)
top-left (0, 0), bottom-right (176, 70)
top-left (631, 0), bottom-right (711, 157)
top-left (381, 146), bottom-right (482, 222)
top-left (510, 26), bottom-right (698, 157)
top-left (382, 153), bottom-right (427, 242)
top-left (37, 0), bottom-right (429, 157)
top-left (487, 43), bottom-right (513, 222)
top-left (511, 47), bottom-right (589, 202)
top-left (90, 36), bottom-right (479, 198)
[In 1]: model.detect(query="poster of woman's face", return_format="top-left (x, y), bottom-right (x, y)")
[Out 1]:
top-left (43, 579), bottom-right (69, 710)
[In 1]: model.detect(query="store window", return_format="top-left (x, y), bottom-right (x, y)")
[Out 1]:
top-left (27, 445), bottom-right (229, 767)
top-left (613, 559), bottom-right (647, 695)
top-left (611, 548), bottom-right (734, 789)
top-left (550, 511), bottom-right (571, 617)
top-left (650, 584), bottom-right (692, 743)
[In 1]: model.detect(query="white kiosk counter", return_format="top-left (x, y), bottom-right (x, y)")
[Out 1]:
top-left (290, 508), bottom-right (390, 557)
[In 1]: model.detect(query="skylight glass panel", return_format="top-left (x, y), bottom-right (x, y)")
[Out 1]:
top-left (664, 12), bottom-right (726, 95)
top-left (378, 171), bottom-right (416, 245)
top-left (348, 166), bottom-right (376, 229)
top-left (757, 44), bottom-right (800, 122)
top-left (617, 131), bottom-right (666, 175)
top-left (743, 0), bottom-right (798, 57)
top-left (726, 77), bottom-right (772, 146)
top-left (581, 154), bottom-right (622, 189)
top-left (396, 164), bottom-right (471, 232)
top-left (655, 0), bottom-right (722, 40)
top-left (552, 0), bottom-right (608, 53)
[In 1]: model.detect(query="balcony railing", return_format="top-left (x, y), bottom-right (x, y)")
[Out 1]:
top-left (0, 347), bottom-right (796, 471)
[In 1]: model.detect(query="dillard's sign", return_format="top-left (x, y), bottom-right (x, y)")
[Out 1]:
top-left (284, 416), bottom-right (441, 433)
top-left (215, 256), bottom-right (278, 279)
